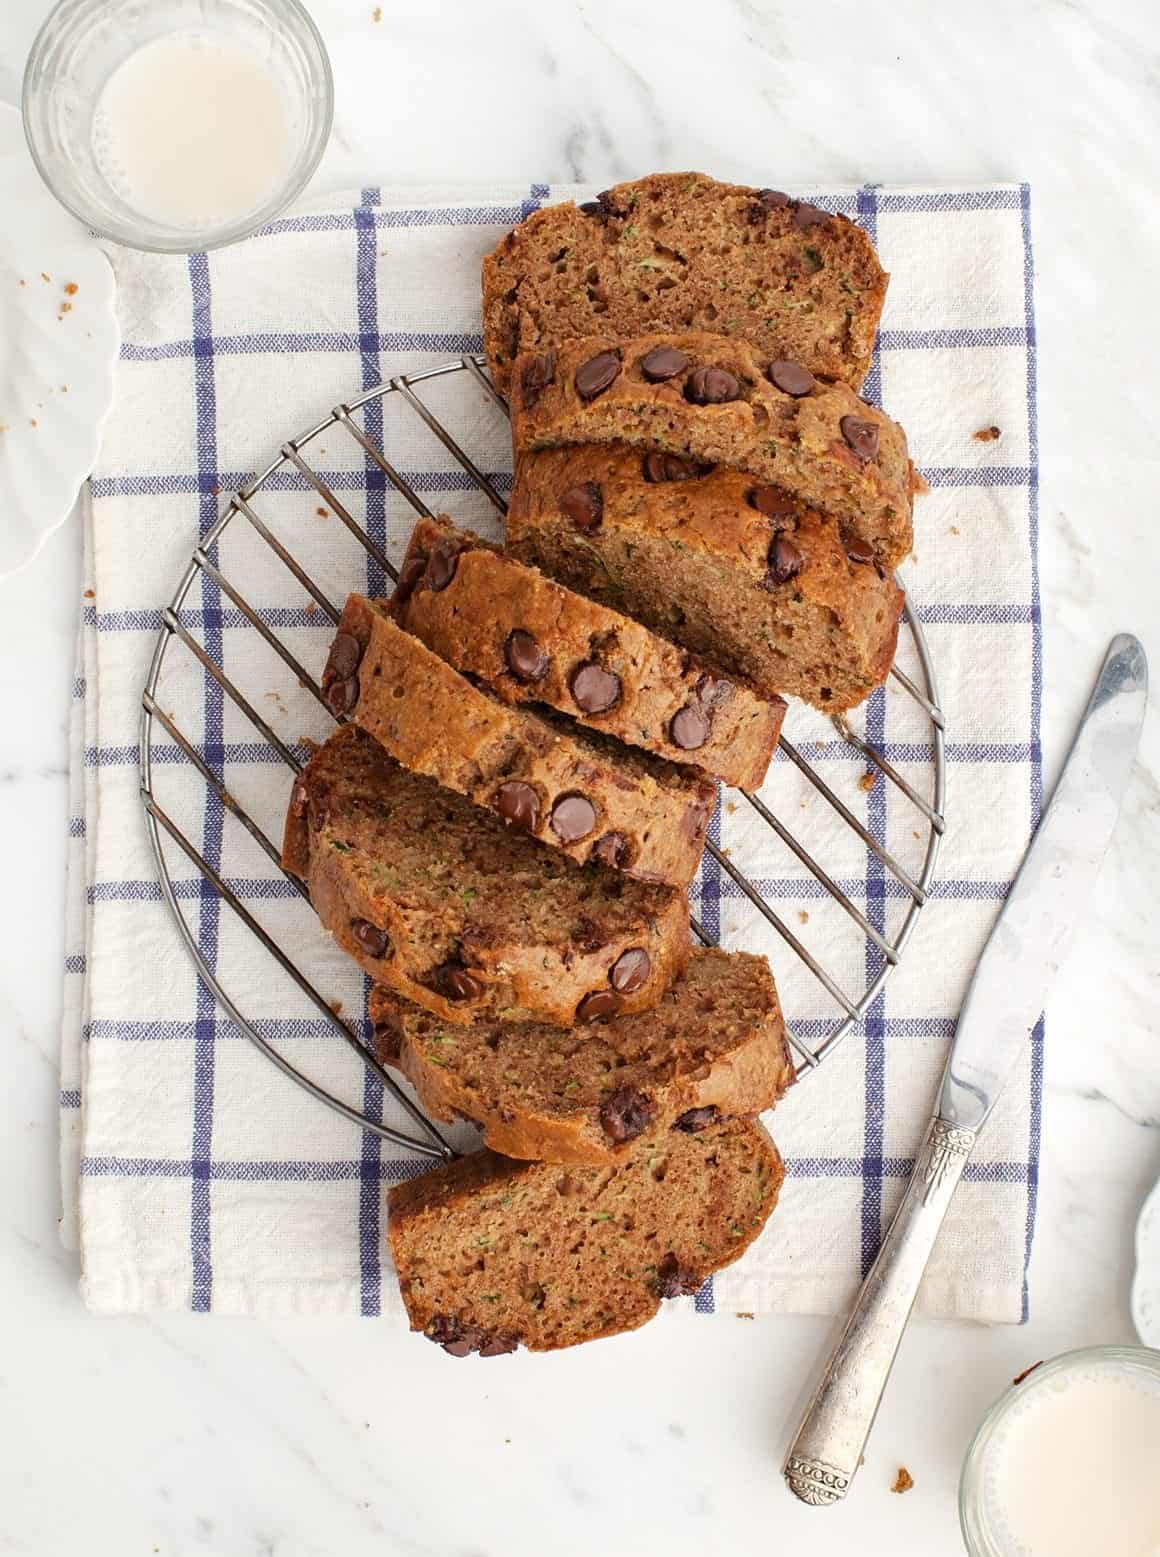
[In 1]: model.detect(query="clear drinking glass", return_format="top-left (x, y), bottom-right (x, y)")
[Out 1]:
top-left (22, 0), bottom-right (333, 252)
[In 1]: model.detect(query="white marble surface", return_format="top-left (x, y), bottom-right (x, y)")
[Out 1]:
top-left (1, 1), bottom-right (1158, 1553)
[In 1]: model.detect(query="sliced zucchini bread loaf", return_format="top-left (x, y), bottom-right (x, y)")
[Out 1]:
top-left (390, 515), bottom-right (785, 792)
top-left (482, 172), bottom-right (887, 394)
top-left (324, 597), bottom-right (715, 888)
top-left (369, 946), bottom-right (795, 1164)
top-left (282, 724), bottom-right (689, 1028)
top-left (507, 444), bottom-right (904, 711)
top-left (510, 332), bottom-right (914, 569)
top-left (387, 1115), bottom-right (783, 1353)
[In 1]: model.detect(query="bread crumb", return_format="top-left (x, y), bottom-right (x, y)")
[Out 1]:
top-left (210, 484), bottom-right (222, 497)
top-left (29, 418), bottom-right (38, 428)
top-left (304, 600), bottom-right (318, 616)
top-left (974, 424), bottom-right (1001, 442)
top-left (58, 301), bottom-right (73, 318)
top-left (1012, 1360), bottom-right (1044, 1386)
top-left (61, 384), bottom-right (69, 393)
top-left (372, 3), bottom-right (382, 16)
top-left (726, 800), bottom-right (737, 815)
top-left (948, 525), bottom-right (959, 536)
top-left (329, 999), bottom-right (344, 1017)
top-left (891, 1467), bottom-right (914, 1494)
top-left (735, 1311), bottom-right (754, 1320)
top-left (64, 281), bottom-right (79, 296)
top-left (41, 272), bottom-right (50, 283)
top-left (83, 589), bottom-right (95, 599)
top-left (722, 847), bottom-right (732, 859)
top-left (858, 769), bottom-right (878, 792)
top-left (316, 506), bottom-right (329, 518)
top-left (798, 910), bottom-right (809, 924)
top-left (18, 278), bottom-right (25, 286)
top-left (913, 830), bottom-right (920, 839)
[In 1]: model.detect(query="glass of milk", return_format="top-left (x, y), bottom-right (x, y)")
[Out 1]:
top-left (960, 1344), bottom-right (1160, 1556)
top-left (23, 0), bottom-right (332, 252)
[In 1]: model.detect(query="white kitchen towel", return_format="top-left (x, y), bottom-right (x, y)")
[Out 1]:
top-left (61, 182), bottom-right (1041, 1322)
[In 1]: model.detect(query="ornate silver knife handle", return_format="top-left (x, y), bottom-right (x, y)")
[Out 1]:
top-left (783, 1114), bottom-right (976, 1505)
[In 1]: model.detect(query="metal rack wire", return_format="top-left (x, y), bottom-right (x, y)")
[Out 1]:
top-left (138, 356), bottom-right (946, 1162)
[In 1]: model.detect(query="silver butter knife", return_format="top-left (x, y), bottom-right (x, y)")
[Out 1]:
top-left (784, 633), bottom-right (1148, 1507)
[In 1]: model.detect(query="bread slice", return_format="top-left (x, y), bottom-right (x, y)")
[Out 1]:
top-left (325, 596), bottom-right (715, 889)
top-left (482, 172), bottom-right (887, 394)
top-left (282, 724), bottom-right (689, 1028)
top-left (510, 332), bottom-right (914, 569)
top-left (369, 947), bottom-right (795, 1163)
top-left (390, 515), bottom-right (785, 792)
top-left (387, 1116), bottom-right (783, 1353)
top-left (507, 444), bottom-right (904, 711)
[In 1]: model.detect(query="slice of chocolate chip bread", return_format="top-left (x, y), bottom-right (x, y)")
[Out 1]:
top-left (324, 597), bottom-right (715, 889)
top-left (506, 445), bottom-right (905, 711)
top-left (283, 724), bottom-right (689, 1028)
top-left (387, 1116), bottom-right (783, 1353)
top-left (391, 515), bottom-right (785, 792)
top-left (482, 172), bottom-right (887, 394)
top-left (370, 946), bottom-right (795, 1164)
top-left (510, 332), bottom-right (914, 569)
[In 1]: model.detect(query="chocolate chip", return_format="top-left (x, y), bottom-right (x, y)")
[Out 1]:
top-left (574, 350), bottom-right (621, 400)
top-left (639, 346), bottom-right (689, 382)
top-left (592, 832), bottom-right (630, 869)
top-left (435, 962), bottom-right (483, 1001)
top-left (599, 1084), bottom-right (655, 1142)
top-left (395, 553), bottom-right (427, 604)
top-left (290, 775), bottom-right (309, 819)
top-left (559, 481), bottom-right (603, 533)
top-left (653, 1251), bottom-right (702, 1298)
top-left (371, 1019), bottom-right (402, 1064)
top-left (351, 919), bottom-right (389, 958)
top-left (326, 631), bottom-right (361, 680)
top-left (477, 1333), bottom-right (519, 1358)
top-left (842, 532), bottom-right (877, 566)
top-left (580, 190), bottom-right (619, 222)
top-left (765, 533), bottom-right (804, 585)
top-left (793, 201), bottom-right (831, 229)
top-left (840, 415), bottom-right (880, 462)
top-left (576, 989), bottom-right (623, 1022)
top-left (747, 188), bottom-right (790, 224)
top-left (768, 360), bottom-right (816, 397)
top-left (423, 538), bottom-right (462, 592)
top-left (609, 947), bottom-right (651, 994)
top-left (504, 629), bottom-right (549, 683)
top-left (670, 703), bottom-right (711, 750)
top-left (578, 199), bottom-right (602, 217)
top-left (642, 451), bottom-right (707, 483)
top-left (748, 485), bottom-right (797, 522)
top-left (427, 1314), bottom-right (488, 1356)
top-left (673, 1105), bottom-right (721, 1134)
top-left (685, 366), bottom-right (740, 405)
top-left (521, 350), bottom-right (557, 409)
top-left (695, 674), bottom-right (734, 709)
top-left (494, 781), bottom-right (540, 831)
top-left (325, 675), bottom-right (360, 716)
top-left (570, 661), bottom-right (621, 714)
top-left (550, 793), bottom-right (596, 843)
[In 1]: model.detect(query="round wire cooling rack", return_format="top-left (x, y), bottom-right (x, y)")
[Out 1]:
top-left (139, 355), bottom-right (946, 1163)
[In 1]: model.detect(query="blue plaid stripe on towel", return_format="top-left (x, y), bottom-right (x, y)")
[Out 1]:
top-left (60, 182), bottom-right (1040, 1320)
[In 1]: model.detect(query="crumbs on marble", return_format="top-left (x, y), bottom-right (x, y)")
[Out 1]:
top-left (891, 1466), bottom-right (914, 1494)
top-left (1012, 1360), bottom-right (1044, 1386)
top-left (974, 424), bottom-right (1001, 442)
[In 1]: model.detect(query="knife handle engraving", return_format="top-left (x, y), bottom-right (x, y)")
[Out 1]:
top-left (784, 1114), bottom-right (977, 1506)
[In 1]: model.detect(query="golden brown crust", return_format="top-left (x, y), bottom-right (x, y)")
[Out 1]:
top-left (509, 332), bottom-right (913, 568)
top-left (392, 516), bottom-right (785, 791)
top-left (506, 445), bottom-right (904, 711)
top-left (482, 172), bottom-right (887, 393)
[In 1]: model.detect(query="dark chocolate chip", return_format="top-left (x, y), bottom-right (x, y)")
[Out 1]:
top-left (767, 359), bottom-right (817, 397)
top-left (580, 189), bottom-right (620, 222)
top-left (747, 188), bottom-right (790, 224)
top-left (609, 947), bottom-right (651, 994)
top-left (351, 919), bottom-right (389, 958)
top-left (290, 775), bottom-right (309, 819)
top-left (576, 989), bottom-right (623, 1022)
top-left (572, 915), bottom-right (608, 954)
top-left (578, 200), bottom-right (601, 216)
top-left (574, 350), bottom-right (621, 400)
top-left (599, 1084), bottom-right (655, 1142)
top-left (793, 201), bottom-right (831, 229)
top-left (559, 480), bottom-right (603, 533)
top-left (642, 451), bottom-right (707, 483)
top-left (494, 781), bottom-right (540, 831)
top-left (842, 532), bottom-right (877, 566)
top-left (550, 793), bottom-right (597, 843)
top-left (477, 1333), bottom-right (519, 1358)
top-left (673, 1105), bottom-right (721, 1134)
top-left (436, 962), bottom-right (483, 1001)
top-left (504, 629), bottom-right (549, 683)
top-left (748, 484), bottom-right (797, 522)
top-left (395, 553), bottom-right (427, 604)
top-left (325, 675), bottom-right (360, 716)
top-left (653, 1251), bottom-right (703, 1298)
top-left (685, 366), bottom-right (740, 405)
top-left (423, 538), bottom-right (462, 592)
top-left (592, 832), bottom-right (630, 869)
top-left (570, 661), bottom-right (621, 714)
top-left (326, 631), bottom-right (361, 680)
top-left (639, 346), bottom-right (689, 382)
top-left (839, 415), bottom-right (880, 462)
top-left (371, 1019), bottom-right (402, 1065)
top-left (427, 1314), bottom-right (486, 1356)
top-left (695, 674), bottom-right (734, 709)
top-left (765, 533), bottom-right (804, 585)
top-left (520, 350), bottom-right (557, 409)
top-left (670, 703), bottom-right (711, 750)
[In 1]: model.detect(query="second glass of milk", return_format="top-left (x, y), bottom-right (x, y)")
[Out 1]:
top-left (23, 0), bottom-right (332, 252)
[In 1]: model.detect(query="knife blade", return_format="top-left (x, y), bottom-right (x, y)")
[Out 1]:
top-left (784, 633), bottom-right (1148, 1508)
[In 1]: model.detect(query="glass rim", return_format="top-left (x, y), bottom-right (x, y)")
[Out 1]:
top-left (958, 1342), bottom-right (1160, 1557)
top-left (20, 0), bottom-right (334, 254)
